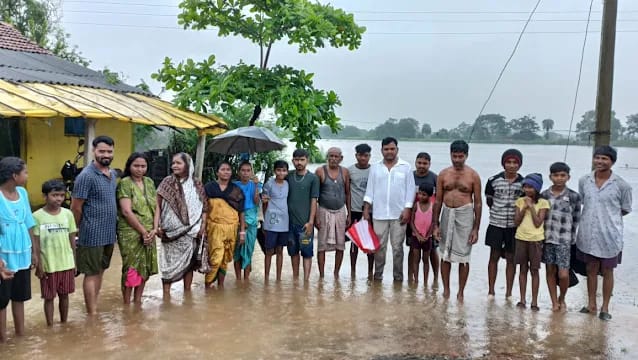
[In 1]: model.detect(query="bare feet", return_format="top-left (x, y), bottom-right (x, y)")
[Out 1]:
top-left (443, 290), bottom-right (451, 299)
top-left (560, 302), bottom-right (568, 312)
top-left (551, 303), bottom-right (560, 312)
top-left (457, 293), bottom-right (464, 303)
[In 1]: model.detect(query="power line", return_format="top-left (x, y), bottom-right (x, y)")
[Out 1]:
top-left (61, 21), bottom-right (638, 35)
top-left (564, 0), bottom-right (595, 161)
top-left (467, 0), bottom-right (542, 143)
top-left (62, 1), bottom-right (638, 15)
top-left (61, 9), bottom-right (638, 23)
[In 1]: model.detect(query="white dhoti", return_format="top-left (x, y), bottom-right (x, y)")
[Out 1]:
top-left (439, 203), bottom-right (474, 264)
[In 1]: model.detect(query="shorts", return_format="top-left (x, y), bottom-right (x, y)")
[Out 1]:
top-left (265, 231), bottom-right (288, 251)
top-left (76, 244), bottom-right (114, 276)
top-left (410, 236), bottom-right (433, 252)
top-left (0, 269), bottom-right (31, 309)
top-left (40, 269), bottom-right (76, 300)
top-left (576, 248), bottom-right (622, 270)
top-left (514, 239), bottom-right (543, 270)
top-left (287, 223), bottom-right (314, 258)
top-left (485, 225), bottom-right (516, 255)
top-left (542, 243), bottom-right (571, 270)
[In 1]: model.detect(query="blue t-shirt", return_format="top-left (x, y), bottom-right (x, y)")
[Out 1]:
top-left (234, 180), bottom-right (257, 210)
top-left (0, 187), bottom-right (36, 271)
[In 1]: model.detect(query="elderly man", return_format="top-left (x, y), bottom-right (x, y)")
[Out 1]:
top-left (576, 145), bottom-right (632, 321)
top-left (363, 137), bottom-right (416, 282)
top-left (433, 140), bottom-right (482, 302)
top-left (315, 147), bottom-right (351, 279)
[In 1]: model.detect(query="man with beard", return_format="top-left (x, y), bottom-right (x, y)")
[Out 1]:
top-left (576, 146), bottom-right (632, 321)
top-left (315, 147), bottom-right (350, 279)
top-left (71, 136), bottom-right (117, 315)
top-left (433, 140), bottom-right (482, 302)
top-left (363, 137), bottom-right (415, 281)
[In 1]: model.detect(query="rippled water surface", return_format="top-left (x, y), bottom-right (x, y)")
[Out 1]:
top-left (2, 142), bottom-right (637, 359)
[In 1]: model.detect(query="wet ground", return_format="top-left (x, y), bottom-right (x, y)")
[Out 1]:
top-left (1, 240), bottom-right (636, 360)
top-left (2, 142), bottom-right (637, 359)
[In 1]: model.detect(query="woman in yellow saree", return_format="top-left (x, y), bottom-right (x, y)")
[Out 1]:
top-left (204, 162), bottom-right (246, 288)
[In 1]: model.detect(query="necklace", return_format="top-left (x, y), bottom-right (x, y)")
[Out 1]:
top-left (293, 172), bottom-right (306, 183)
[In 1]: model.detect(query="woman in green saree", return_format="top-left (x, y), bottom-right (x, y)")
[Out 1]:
top-left (116, 153), bottom-right (158, 305)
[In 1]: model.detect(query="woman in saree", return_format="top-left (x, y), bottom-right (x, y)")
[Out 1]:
top-left (204, 161), bottom-right (246, 288)
top-left (155, 153), bottom-right (207, 298)
top-left (117, 153), bottom-right (158, 304)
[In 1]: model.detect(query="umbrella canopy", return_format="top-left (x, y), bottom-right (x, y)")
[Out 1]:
top-left (207, 126), bottom-right (285, 154)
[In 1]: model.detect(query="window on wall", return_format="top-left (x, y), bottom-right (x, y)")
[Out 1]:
top-left (0, 117), bottom-right (20, 158)
top-left (64, 117), bottom-right (85, 137)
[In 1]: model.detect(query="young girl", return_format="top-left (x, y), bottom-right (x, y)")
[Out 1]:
top-left (0, 157), bottom-right (38, 341)
top-left (514, 173), bottom-right (550, 311)
top-left (410, 183), bottom-right (435, 285)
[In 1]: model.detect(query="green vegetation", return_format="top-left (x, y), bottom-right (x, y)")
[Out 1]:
top-left (1, 0), bottom-right (88, 65)
top-left (153, 0), bottom-right (366, 154)
top-left (320, 111), bottom-right (638, 147)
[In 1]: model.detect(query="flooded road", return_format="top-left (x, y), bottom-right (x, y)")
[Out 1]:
top-left (2, 142), bottom-right (637, 359)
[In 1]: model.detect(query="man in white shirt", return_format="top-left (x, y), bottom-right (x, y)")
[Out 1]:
top-left (363, 137), bottom-right (416, 281)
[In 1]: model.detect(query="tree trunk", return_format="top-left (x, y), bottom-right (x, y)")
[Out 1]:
top-left (249, 104), bottom-right (262, 126)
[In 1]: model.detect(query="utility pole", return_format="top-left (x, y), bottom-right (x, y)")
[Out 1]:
top-left (593, 0), bottom-right (618, 151)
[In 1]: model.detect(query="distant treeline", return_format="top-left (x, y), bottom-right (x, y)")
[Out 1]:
top-left (320, 111), bottom-right (638, 145)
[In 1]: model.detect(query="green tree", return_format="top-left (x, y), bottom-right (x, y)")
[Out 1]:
top-left (472, 114), bottom-right (509, 140)
top-left (372, 118), bottom-right (398, 139)
top-left (432, 128), bottom-right (449, 139)
top-left (542, 118), bottom-right (555, 139)
top-left (153, 0), bottom-right (365, 152)
top-left (575, 110), bottom-right (624, 141)
top-left (508, 115), bottom-right (541, 141)
top-left (627, 114), bottom-right (638, 138)
top-left (421, 123), bottom-right (432, 137)
top-left (449, 122), bottom-right (472, 140)
top-left (396, 117), bottom-right (420, 139)
top-left (1, 0), bottom-right (89, 66)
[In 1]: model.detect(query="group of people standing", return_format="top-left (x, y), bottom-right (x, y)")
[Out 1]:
top-left (0, 134), bottom-right (632, 342)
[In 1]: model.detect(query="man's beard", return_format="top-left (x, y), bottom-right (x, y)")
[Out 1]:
top-left (97, 157), bottom-right (112, 166)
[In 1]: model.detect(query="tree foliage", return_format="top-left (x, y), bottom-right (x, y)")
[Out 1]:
top-left (153, 0), bottom-right (366, 152)
top-left (627, 113), bottom-right (638, 138)
top-left (542, 118), bottom-right (554, 139)
top-left (0, 0), bottom-right (89, 66)
top-left (575, 110), bottom-right (624, 141)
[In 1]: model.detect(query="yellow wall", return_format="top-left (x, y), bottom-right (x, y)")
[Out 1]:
top-left (23, 117), bottom-right (132, 207)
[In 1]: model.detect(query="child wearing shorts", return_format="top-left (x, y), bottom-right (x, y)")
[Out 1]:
top-left (0, 157), bottom-right (37, 341)
top-left (262, 160), bottom-right (289, 281)
top-left (33, 180), bottom-right (77, 326)
top-left (514, 173), bottom-right (550, 311)
top-left (541, 162), bottom-right (581, 312)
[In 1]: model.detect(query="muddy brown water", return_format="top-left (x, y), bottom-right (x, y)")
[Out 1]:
top-left (2, 142), bottom-right (637, 359)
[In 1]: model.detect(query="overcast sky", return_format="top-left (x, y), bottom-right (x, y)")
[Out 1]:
top-left (60, 0), bottom-right (637, 133)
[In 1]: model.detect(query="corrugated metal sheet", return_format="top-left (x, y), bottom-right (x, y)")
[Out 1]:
top-left (0, 49), bottom-right (149, 95)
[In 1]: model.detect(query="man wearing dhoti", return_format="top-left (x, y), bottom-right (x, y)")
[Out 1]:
top-left (433, 140), bottom-right (482, 302)
top-left (315, 147), bottom-right (351, 279)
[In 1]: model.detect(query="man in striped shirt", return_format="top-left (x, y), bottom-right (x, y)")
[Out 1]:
top-left (484, 149), bottom-right (524, 300)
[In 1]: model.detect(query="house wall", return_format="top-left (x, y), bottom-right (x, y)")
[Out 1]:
top-left (23, 117), bottom-right (133, 207)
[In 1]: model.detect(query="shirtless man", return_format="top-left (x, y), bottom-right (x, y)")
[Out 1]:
top-left (315, 147), bottom-right (351, 279)
top-left (432, 140), bottom-right (482, 301)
